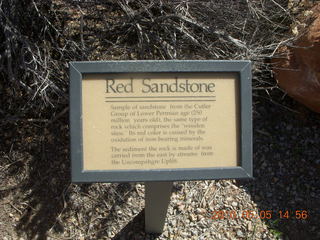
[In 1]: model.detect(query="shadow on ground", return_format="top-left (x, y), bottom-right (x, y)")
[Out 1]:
top-left (0, 109), bottom-right (75, 239)
top-left (0, 109), bottom-right (181, 239)
top-left (0, 110), bottom-right (140, 239)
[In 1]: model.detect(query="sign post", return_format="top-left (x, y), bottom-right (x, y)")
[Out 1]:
top-left (145, 181), bottom-right (173, 233)
top-left (69, 60), bottom-right (252, 234)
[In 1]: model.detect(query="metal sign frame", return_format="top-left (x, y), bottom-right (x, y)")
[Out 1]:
top-left (69, 60), bottom-right (252, 183)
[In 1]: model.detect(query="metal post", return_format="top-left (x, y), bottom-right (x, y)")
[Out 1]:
top-left (145, 181), bottom-right (173, 233)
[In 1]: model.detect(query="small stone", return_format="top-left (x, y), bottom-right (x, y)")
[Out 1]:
top-left (237, 230), bottom-right (244, 237)
top-left (197, 215), bottom-right (204, 221)
top-left (177, 204), bottom-right (185, 211)
top-left (198, 221), bottom-right (207, 228)
top-left (191, 229), bottom-right (198, 236)
top-left (196, 208), bottom-right (206, 215)
top-left (107, 231), bottom-right (113, 238)
top-left (248, 222), bottom-right (253, 231)
top-left (181, 232), bottom-right (188, 237)
top-left (189, 214), bottom-right (197, 222)
top-left (171, 219), bottom-right (177, 226)
top-left (231, 202), bottom-right (238, 207)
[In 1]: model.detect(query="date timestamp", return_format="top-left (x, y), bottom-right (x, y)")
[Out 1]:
top-left (210, 210), bottom-right (308, 220)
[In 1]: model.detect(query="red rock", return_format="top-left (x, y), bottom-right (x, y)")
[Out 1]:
top-left (272, 3), bottom-right (320, 113)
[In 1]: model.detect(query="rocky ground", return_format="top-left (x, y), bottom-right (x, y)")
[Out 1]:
top-left (0, 89), bottom-right (319, 240)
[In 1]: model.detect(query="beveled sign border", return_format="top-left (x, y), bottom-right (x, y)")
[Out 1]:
top-left (69, 60), bottom-right (252, 183)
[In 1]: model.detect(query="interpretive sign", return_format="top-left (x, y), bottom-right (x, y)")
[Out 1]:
top-left (70, 60), bottom-right (252, 182)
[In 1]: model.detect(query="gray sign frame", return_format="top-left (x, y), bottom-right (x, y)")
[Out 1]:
top-left (70, 60), bottom-right (252, 183)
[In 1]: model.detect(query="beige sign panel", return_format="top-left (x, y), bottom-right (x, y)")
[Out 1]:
top-left (82, 73), bottom-right (239, 170)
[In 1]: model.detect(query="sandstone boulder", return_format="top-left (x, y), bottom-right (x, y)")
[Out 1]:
top-left (272, 3), bottom-right (320, 113)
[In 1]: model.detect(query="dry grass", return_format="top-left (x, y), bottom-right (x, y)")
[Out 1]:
top-left (0, 0), bottom-right (304, 115)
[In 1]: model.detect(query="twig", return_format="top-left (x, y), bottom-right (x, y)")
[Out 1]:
top-left (47, 107), bottom-right (69, 125)
top-left (9, 202), bottom-right (22, 215)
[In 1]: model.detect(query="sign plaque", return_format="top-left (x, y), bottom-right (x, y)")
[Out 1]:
top-left (70, 60), bottom-right (252, 233)
top-left (70, 60), bottom-right (252, 182)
